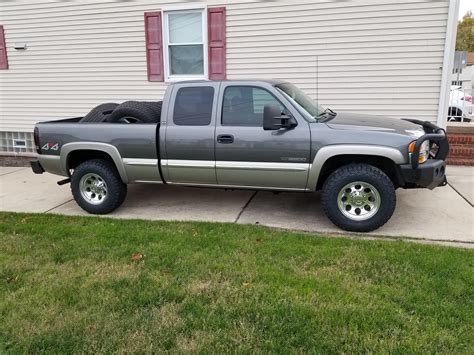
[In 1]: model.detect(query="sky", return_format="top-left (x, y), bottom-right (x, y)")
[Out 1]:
top-left (459, 0), bottom-right (473, 20)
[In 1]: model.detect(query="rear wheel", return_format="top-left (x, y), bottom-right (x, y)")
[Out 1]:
top-left (321, 164), bottom-right (396, 232)
top-left (71, 159), bottom-right (127, 214)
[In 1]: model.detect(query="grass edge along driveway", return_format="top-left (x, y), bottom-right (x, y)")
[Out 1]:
top-left (0, 212), bottom-right (473, 353)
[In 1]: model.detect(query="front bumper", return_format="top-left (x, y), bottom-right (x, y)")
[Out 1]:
top-left (399, 160), bottom-right (447, 189)
top-left (30, 160), bottom-right (44, 174)
top-left (400, 119), bottom-right (449, 189)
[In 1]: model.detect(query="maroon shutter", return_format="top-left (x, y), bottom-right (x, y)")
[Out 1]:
top-left (0, 25), bottom-right (8, 70)
top-left (207, 7), bottom-right (226, 80)
top-left (144, 12), bottom-right (164, 81)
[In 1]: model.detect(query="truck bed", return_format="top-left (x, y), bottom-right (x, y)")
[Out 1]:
top-left (37, 119), bottom-right (158, 159)
top-left (35, 119), bottom-right (161, 183)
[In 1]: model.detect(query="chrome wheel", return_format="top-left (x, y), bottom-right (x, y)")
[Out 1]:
top-left (79, 173), bottom-right (108, 205)
top-left (337, 181), bottom-right (380, 221)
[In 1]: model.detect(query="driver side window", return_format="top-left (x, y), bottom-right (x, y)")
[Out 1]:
top-left (222, 86), bottom-right (284, 126)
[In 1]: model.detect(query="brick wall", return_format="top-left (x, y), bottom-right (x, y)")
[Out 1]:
top-left (446, 124), bottom-right (474, 166)
top-left (0, 154), bottom-right (35, 167)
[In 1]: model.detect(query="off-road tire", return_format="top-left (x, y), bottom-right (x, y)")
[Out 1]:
top-left (71, 159), bottom-right (127, 214)
top-left (321, 163), bottom-right (396, 232)
top-left (142, 101), bottom-right (163, 120)
top-left (107, 101), bottom-right (158, 124)
top-left (80, 103), bottom-right (119, 123)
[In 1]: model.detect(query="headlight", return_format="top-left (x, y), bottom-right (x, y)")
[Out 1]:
top-left (408, 140), bottom-right (430, 164)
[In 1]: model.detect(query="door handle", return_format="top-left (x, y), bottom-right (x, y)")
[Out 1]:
top-left (217, 134), bottom-right (234, 144)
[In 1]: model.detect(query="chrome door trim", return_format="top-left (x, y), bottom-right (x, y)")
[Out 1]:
top-left (123, 158), bottom-right (158, 166)
top-left (216, 161), bottom-right (309, 172)
top-left (161, 160), bottom-right (310, 188)
top-left (162, 159), bottom-right (309, 172)
top-left (134, 180), bottom-right (164, 184)
top-left (122, 158), bottom-right (161, 183)
top-left (166, 181), bottom-right (309, 192)
top-left (162, 159), bottom-right (216, 184)
top-left (161, 159), bottom-right (215, 168)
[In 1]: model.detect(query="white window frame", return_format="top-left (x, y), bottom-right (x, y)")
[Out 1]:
top-left (162, 8), bottom-right (208, 82)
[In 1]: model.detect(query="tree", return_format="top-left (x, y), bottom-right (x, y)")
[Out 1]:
top-left (456, 11), bottom-right (474, 52)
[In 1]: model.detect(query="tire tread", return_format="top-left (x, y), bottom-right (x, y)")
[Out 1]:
top-left (108, 101), bottom-right (158, 123)
top-left (80, 103), bottom-right (119, 123)
top-left (321, 163), bottom-right (396, 232)
top-left (71, 159), bottom-right (127, 214)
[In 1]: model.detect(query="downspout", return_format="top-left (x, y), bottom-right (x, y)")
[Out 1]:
top-left (437, 0), bottom-right (460, 128)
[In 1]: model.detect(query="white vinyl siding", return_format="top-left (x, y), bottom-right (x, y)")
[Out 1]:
top-left (0, 0), bottom-right (449, 134)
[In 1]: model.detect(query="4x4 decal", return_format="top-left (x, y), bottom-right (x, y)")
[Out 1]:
top-left (41, 142), bottom-right (59, 151)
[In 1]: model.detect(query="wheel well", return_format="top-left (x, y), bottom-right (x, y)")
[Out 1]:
top-left (67, 150), bottom-right (115, 172)
top-left (315, 155), bottom-right (402, 190)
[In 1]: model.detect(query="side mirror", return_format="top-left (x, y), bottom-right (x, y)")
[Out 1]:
top-left (263, 104), bottom-right (297, 131)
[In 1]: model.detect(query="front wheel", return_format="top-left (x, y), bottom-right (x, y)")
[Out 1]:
top-left (71, 159), bottom-right (127, 214)
top-left (321, 164), bottom-right (396, 232)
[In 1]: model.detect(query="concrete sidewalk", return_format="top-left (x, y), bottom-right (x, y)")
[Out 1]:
top-left (1, 165), bottom-right (473, 247)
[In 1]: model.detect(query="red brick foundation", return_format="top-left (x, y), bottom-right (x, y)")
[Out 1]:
top-left (446, 124), bottom-right (474, 166)
top-left (0, 154), bottom-right (36, 167)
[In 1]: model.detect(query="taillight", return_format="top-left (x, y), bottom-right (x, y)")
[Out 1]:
top-left (33, 127), bottom-right (40, 153)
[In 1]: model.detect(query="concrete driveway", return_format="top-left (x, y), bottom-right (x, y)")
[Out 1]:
top-left (1, 165), bottom-right (473, 247)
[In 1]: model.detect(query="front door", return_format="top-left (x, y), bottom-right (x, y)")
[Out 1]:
top-left (215, 84), bottom-right (311, 189)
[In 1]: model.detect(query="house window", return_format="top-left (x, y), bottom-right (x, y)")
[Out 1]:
top-left (163, 10), bottom-right (207, 81)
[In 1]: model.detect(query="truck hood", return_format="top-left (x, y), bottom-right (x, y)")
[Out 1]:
top-left (325, 112), bottom-right (425, 139)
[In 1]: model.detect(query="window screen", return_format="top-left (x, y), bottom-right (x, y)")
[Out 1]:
top-left (173, 87), bottom-right (214, 125)
top-left (166, 11), bottom-right (205, 76)
top-left (222, 86), bottom-right (284, 126)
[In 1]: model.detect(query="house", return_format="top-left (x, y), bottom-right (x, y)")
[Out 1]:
top-left (0, 0), bottom-right (460, 155)
top-left (452, 51), bottom-right (474, 89)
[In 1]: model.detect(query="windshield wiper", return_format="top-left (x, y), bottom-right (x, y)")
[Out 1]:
top-left (314, 108), bottom-right (337, 122)
top-left (317, 108), bottom-right (336, 117)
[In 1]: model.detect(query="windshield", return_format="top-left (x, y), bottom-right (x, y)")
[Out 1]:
top-left (276, 83), bottom-right (325, 122)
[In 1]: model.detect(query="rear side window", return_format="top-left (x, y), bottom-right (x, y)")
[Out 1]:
top-left (222, 86), bottom-right (284, 126)
top-left (173, 86), bottom-right (214, 125)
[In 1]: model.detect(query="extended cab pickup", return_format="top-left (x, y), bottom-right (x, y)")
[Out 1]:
top-left (31, 80), bottom-right (449, 232)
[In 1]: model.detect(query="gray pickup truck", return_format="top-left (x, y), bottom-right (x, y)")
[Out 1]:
top-left (31, 80), bottom-right (449, 232)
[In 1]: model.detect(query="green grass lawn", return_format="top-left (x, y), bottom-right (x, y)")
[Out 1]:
top-left (0, 212), bottom-right (473, 353)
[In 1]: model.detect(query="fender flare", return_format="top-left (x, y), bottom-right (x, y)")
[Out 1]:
top-left (60, 142), bottom-right (129, 183)
top-left (307, 145), bottom-right (406, 191)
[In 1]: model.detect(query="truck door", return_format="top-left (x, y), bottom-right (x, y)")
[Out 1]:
top-left (215, 83), bottom-right (311, 189)
top-left (163, 82), bottom-right (219, 185)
